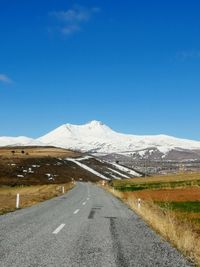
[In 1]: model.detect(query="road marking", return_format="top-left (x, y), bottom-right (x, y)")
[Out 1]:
top-left (82, 202), bottom-right (86, 205)
top-left (52, 224), bottom-right (65, 234)
top-left (87, 197), bottom-right (90, 200)
top-left (73, 209), bottom-right (80, 214)
top-left (87, 185), bottom-right (90, 196)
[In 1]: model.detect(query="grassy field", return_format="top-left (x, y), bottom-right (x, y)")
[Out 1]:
top-left (107, 172), bottom-right (200, 266)
top-left (0, 183), bottom-right (73, 215)
top-left (111, 172), bottom-right (200, 231)
top-left (112, 172), bottom-right (200, 191)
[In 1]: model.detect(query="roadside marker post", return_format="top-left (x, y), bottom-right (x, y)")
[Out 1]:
top-left (16, 194), bottom-right (20, 209)
top-left (137, 198), bottom-right (141, 209)
top-left (62, 186), bottom-right (65, 194)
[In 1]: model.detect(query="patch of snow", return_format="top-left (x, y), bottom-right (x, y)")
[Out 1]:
top-left (28, 168), bottom-right (34, 173)
top-left (110, 174), bottom-right (122, 180)
top-left (109, 162), bottom-right (141, 177)
top-left (17, 175), bottom-right (24, 178)
top-left (65, 158), bottom-right (110, 180)
top-left (157, 146), bottom-right (171, 154)
top-left (75, 156), bottom-right (93, 161)
top-left (138, 150), bottom-right (146, 157)
top-left (107, 167), bottom-right (130, 178)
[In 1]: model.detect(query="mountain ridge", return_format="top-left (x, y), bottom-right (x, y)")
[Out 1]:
top-left (1, 121), bottom-right (200, 159)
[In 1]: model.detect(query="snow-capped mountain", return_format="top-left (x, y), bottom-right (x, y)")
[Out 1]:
top-left (1, 120), bottom-right (200, 160)
top-left (0, 136), bottom-right (44, 147)
top-left (37, 120), bottom-right (200, 156)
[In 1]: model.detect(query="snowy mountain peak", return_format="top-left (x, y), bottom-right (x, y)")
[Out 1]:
top-left (37, 121), bottom-right (115, 149)
top-left (62, 121), bottom-right (109, 130)
top-left (62, 120), bottom-right (107, 130)
top-left (84, 120), bottom-right (113, 133)
top-left (35, 121), bottom-right (200, 155)
top-left (1, 121), bottom-right (200, 159)
top-left (86, 120), bottom-right (105, 127)
top-left (56, 121), bottom-right (114, 137)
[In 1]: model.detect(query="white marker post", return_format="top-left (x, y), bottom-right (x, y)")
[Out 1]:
top-left (137, 198), bottom-right (141, 209)
top-left (16, 194), bottom-right (20, 209)
top-left (62, 186), bottom-right (65, 194)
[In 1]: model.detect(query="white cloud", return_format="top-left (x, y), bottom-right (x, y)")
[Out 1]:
top-left (49, 5), bottom-right (100, 35)
top-left (0, 74), bottom-right (12, 84)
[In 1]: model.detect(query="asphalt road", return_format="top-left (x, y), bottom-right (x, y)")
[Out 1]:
top-left (0, 183), bottom-right (193, 267)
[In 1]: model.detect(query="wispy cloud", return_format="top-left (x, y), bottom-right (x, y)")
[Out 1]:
top-left (176, 50), bottom-right (200, 61)
top-left (49, 5), bottom-right (100, 36)
top-left (0, 74), bottom-right (12, 84)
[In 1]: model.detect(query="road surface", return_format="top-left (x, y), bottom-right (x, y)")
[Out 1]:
top-left (0, 183), bottom-right (192, 267)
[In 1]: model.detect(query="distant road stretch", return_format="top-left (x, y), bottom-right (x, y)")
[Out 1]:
top-left (0, 183), bottom-right (192, 267)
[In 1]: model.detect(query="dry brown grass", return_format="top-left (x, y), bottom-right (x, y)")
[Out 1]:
top-left (104, 185), bottom-right (200, 266)
top-left (0, 146), bottom-right (81, 159)
top-left (0, 183), bottom-right (74, 215)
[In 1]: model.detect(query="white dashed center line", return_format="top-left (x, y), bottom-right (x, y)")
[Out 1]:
top-left (52, 224), bottom-right (65, 234)
top-left (73, 209), bottom-right (80, 214)
top-left (87, 197), bottom-right (90, 201)
top-left (82, 202), bottom-right (86, 206)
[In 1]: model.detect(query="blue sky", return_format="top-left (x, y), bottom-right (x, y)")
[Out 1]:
top-left (0, 0), bottom-right (200, 139)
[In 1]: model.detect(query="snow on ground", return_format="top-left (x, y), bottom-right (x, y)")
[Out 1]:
top-left (156, 146), bottom-right (171, 154)
top-left (109, 162), bottom-right (141, 177)
top-left (138, 150), bottom-right (146, 157)
top-left (65, 158), bottom-right (110, 180)
top-left (17, 175), bottom-right (24, 178)
top-left (110, 174), bottom-right (121, 180)
top-left (75, 156), bottom-right (93, 161)
top-left (107, 167), bottom-right (130, 178)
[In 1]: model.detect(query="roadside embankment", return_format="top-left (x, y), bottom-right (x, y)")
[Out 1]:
top-left (0, 182), bottom-right (74, 215)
